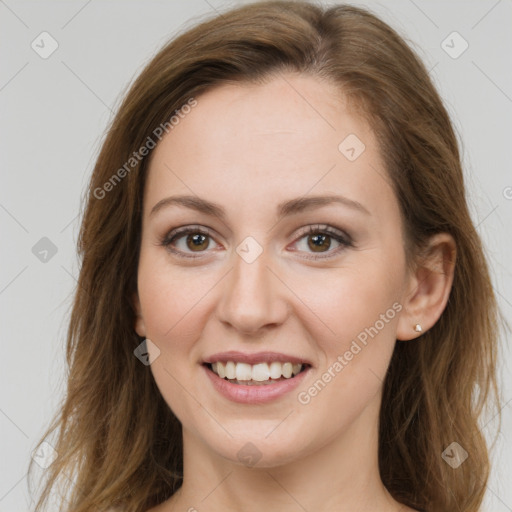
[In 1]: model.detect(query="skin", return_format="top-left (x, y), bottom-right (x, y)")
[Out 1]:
top-left (133, 73), bottom-right (455, 512)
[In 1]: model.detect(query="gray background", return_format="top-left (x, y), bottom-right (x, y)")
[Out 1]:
top-left (1, 0), bottom-right (511, 510)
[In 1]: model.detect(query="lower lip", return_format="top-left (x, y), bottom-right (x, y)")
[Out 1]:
top-left (203, 365), bottom-right (310, 404)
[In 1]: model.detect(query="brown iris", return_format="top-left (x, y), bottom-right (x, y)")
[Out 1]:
top-left (308, 233), bottom-right (331, 252)
top-left (186, 233), bottom-right (209, 251)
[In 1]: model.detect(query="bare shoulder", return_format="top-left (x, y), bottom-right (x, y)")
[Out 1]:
top-left (145, 502), bottom-right (169, 512)
top-left (104, 506), bottom-right (167, 512)
top-left (103, 500), bottom-right (169, 512)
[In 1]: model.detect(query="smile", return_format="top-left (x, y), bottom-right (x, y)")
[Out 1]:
top-left (202, 351), bottom-right (312, 403)
top-left (208, 361), bottom-right (306, 385)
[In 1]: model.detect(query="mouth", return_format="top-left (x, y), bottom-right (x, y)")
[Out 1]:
top-left (204, 360), bottom-right (310, 386)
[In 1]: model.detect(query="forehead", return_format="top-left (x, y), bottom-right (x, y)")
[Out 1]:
top-left (144, 73), bottom-right (394, 222)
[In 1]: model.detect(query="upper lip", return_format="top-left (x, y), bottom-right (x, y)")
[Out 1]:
top-left (204, 351), bottom-right (311, 366)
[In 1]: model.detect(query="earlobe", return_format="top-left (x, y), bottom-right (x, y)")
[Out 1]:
top-left (396, 233), bottom-right (456, 341)
top-left (132, 292), bottom-right (146, 337)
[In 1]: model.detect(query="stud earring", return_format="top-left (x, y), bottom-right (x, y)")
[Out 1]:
top-left (414, 324), bottom-right (422, 333)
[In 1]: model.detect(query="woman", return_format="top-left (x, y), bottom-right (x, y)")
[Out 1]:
top-left (29, 1), bottom-right (500, 511)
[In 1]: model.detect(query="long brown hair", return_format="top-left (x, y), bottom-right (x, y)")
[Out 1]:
top-left (29, 2), bottom-right (501, 511)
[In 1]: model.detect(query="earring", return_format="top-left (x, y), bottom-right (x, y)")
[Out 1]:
top-left (414, 324), bottom-right (422, 333)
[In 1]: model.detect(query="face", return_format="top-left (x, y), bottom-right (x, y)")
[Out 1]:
top-left (134, 73), bottom-right (412, 467)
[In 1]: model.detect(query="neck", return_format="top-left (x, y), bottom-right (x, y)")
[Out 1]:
top-left (167, 396), bottom-right (403, 512)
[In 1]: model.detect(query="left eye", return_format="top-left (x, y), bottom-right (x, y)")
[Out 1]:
top-left (295, 232), bottom-right (341, 253)
top-left (290, 225), bottom-right (353, 258)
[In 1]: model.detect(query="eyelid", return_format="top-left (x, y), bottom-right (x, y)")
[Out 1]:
top-left (292, 224), bottom-right (351, 242)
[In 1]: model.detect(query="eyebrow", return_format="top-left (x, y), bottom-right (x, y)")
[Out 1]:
top-left (149, 194), bottom-right (371, 220)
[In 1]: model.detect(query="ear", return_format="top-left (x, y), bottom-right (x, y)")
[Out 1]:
top-left (132, 292), bottom-right (146, 338)
top-left (396, 233), bottom-right (456, 341)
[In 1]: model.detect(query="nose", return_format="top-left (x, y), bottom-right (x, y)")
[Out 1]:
top-left (215, 247), bottom-right (290, 335)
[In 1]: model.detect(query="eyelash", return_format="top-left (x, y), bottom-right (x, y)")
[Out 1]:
top-left (160, 224), bottom-right (354, 260)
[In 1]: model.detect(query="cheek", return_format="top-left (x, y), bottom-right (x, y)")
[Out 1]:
top-left (288, 253), bottom-right (404, 348)
top-left (136, 255), bottom-right (215, 426)
top-left (137, 251), bottom-right (215, 343)
top-left (291, 274), bottom-right (401, 443)
top-left (289, 250), bottom-right (404, 409)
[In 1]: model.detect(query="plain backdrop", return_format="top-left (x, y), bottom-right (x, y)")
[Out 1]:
top-left (1, 1), bottom-right (511, 510)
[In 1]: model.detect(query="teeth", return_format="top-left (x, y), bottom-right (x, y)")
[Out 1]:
top-left (210, 361), bottom-right (305, 382)
top-left (216, 361), bottom-right (226, 379)
top-left (269, 361), bottom-right (282, 379)
top-left (225, 361), bottom-right (236, 379)
top-left (235, 362), bottom-right (252, 381)
top-left (252, 363), bottom-right (270, 382)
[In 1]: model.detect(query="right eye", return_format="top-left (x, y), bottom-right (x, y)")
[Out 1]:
top-left (160, 226), bottom-right (221, 258)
